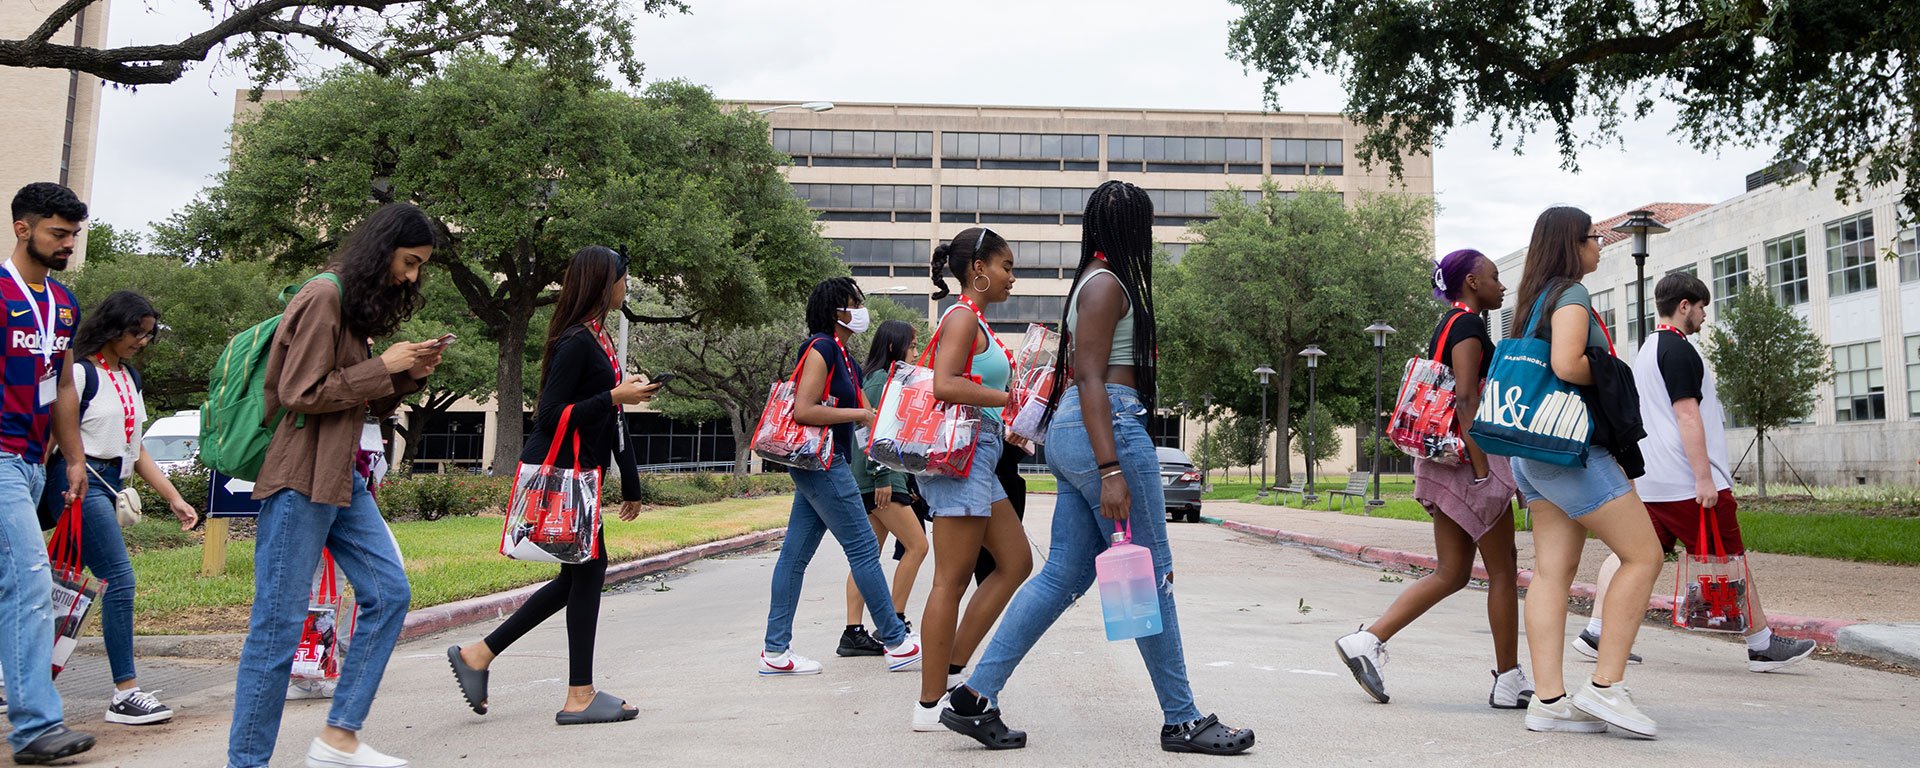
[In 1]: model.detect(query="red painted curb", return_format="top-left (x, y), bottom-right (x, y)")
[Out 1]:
top-left (1213, 517), bottom-right (1860, 647)
top-left (397, 527), bottom-right (787, 642)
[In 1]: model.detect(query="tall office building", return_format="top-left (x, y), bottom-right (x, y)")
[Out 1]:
top-left (1, 0), bottom-right (111, 259)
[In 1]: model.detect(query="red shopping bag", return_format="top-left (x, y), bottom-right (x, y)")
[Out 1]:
top-left (47, 497), bottom-right (96, 679)
top-left (1673, 504), bottom-right (1751, 633)
top-left (1389, 311), bottom-right (1469, 463)
top-left (752, 350), bottom-right (838, 471)
top-left (867, 306), bottom-right (984, 478)
top-left (292, 549), bottom-right (357, 679)
top-left (502, 405), bottom-right (603, 564)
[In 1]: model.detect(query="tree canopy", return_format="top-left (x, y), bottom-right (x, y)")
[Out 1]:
top-left (1704, 276), bottom-right (1832, 495)
top-left (1228, 0), bottom-right (1920, 214)
top-left (155, 54), bottom-right (837, 472)
top-left (0, 0), bottom-right (684, 88)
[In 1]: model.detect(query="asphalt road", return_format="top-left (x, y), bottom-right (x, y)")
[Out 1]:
top-left (30, 496), bottom-right (1918, 767)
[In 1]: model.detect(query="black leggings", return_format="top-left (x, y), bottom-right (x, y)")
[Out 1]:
top-left (974, 445), bottom-right (1029, 585)
top-left (483, 556), bottom-right (609, 686)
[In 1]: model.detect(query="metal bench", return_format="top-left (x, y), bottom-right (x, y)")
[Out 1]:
top-left (1327, 471), bottom-right (1372, 510)
top-left (1273, 475), bottom-right (1308, 506)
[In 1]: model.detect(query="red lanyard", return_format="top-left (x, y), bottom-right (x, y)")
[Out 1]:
top-left (954, 295), bottom-right (1015, 373)
top-left (1451, 301), bottom-right (1470, 312)
top-left (589, 322), bottom-right (622, 413)
top-left (1656, 324), bottom-right (1685, 337)
top-left (95, 357), bottom-right (136, 443)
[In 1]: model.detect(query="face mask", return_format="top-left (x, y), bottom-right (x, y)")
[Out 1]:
top-left (839, 306), bottom-right (870, 334)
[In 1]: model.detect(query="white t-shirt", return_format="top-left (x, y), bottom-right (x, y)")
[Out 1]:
top-left (1632, 330), bottom-right (1731, 501)
top-left (75, 361), bottom-right (149, 478)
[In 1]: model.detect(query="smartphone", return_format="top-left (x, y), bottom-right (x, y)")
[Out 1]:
top-left (647, 371), bottom-right (677, 387)
top-left (427, 333), bottom-right (458, 349)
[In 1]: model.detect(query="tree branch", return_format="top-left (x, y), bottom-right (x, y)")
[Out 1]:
top-left (27, 0), bottom-right (97, 44)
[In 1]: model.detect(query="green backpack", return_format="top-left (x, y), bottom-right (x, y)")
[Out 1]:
top-left (199, 273), bottom-right (341, 481)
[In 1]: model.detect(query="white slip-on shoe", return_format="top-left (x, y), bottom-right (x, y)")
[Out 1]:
top-left (1524, 695), bottom-right (1607, 733)
top-left (306, 737), bottom-right (408, 768)
top-left (911, 693), bottom-right (951, 732)
top-left (1570, 680), bottom-right (1657, 739)
top-left (758, 650), bottom-right (823, 676)
top-left (1489, 666), bottom-right (1533, 709)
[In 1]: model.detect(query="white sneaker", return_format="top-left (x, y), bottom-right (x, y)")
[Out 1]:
top-left (911, 693), bottom-right (951, 732)
top-left (1489, 666), bottom-right (1533, 709)
top-left (1569, 680), bottom-right (1657, 739)
top-left (947, 673), bottom-right (965, 692)
top-left (288, 678), bottom-right (338, 700)
top-left (305, 737), bottom-right (408, 768)
top-left (1333, 629), bottom-right (1389, 703)
top-left (758, 650), bottom-right (823, 676)
top-left (104, 688), bottom-right (174, 725)
top-left (885, 635), bottom-right (922, 672)
top-left (1524, 695), bottom-right (1607, 733)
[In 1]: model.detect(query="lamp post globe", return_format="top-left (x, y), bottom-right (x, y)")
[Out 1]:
top-left (1612, 210), bottom-right (1670, 342)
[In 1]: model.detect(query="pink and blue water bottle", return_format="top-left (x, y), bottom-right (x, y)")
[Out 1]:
top-left (1096, 519), bottom-right (1164, 641)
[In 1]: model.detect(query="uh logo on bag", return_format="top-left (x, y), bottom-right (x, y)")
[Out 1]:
top-left (891, 385), bottom-right (944, 445)
top-left (1467, 287), bottom-right (1596, 467)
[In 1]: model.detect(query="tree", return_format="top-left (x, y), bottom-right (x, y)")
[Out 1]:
top-left (81, 220), bottom-right (140, 265)
top-left (1704, 277), bottom-right (1832, 496)
top-left (387, 275), bottom-right (507, 470)
top-left (63, 253), bottom-right (292, 412)
top-left (1292, 402), bottom-right (1341, 468)
top-left (1227, 1), bottom-right (1920, 215)
top-left (153, 55), bottom-right (837, 474)
top-left (633, 296), bottom-right (927, 476)
top-left (1, 0), bottom-right (683, 88)
top-left (1159, 181), bottom-right (1434, 481)
top-left (1199, 414), bottom-right (1265, 484)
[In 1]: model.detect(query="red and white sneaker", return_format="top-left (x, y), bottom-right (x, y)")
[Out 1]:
top-left (885, 635), bottom-right (922, 672)
top-left (758, 650), bottom-right (823, 676)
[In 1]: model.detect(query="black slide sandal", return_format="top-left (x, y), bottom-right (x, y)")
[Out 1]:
top-left (555, 691), bottom-right (639, 726)
top-left (941, 707), bottom-right (1027, 750)
top-left (1162, 714), bottom-right (1256, 755)
top-left (446, 645), bottom-right (488, 715)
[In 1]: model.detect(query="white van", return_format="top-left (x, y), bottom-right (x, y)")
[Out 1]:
top-left (143, 410), bottom-right (201, 475)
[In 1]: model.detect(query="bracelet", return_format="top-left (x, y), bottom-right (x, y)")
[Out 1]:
top-left (1102, 469), bottom-right (1125, 480)
top-left (1097, 460), bottom-right (1120, 471)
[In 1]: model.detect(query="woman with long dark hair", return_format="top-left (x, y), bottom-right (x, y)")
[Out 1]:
top-left (911, 227), bottom-right (1032, 732)
top-left (229, 202), bottom-right (442, 768)
top-left (446, 246), bottom-right (657, 725)
top-left (46, 291), bottom-right (199, 726)
top-left (1503, 207), bottom-right (1662, 738)
top-left (759, 277), bottom-right (921, 677)
top-left (940, 181), bottom-right (1253, 754)
top-left (837, 319), bottom-right (930, 656)
top-left (1335, 249), bottom-right (1529, 708)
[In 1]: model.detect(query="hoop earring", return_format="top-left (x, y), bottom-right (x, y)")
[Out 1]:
top-left (972, 273), bottom-right (991, 293)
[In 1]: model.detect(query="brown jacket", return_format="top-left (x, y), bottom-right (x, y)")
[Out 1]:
top-left (253, 275), bottom-right (421, 506)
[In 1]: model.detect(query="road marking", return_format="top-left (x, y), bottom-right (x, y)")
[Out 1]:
top-left (1288, 669), bottom-right (1337, 676)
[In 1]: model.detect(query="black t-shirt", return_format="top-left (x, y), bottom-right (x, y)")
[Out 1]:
top-left (799, 334), bottom-right (864, 458)
top-left (1427, 309), bottom-right (1492, 382)
top-left (1655, 328), bottom-right (1705, 403)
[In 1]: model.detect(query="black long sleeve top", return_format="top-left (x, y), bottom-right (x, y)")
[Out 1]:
top-left (520, 325), bottom-right (641, 501)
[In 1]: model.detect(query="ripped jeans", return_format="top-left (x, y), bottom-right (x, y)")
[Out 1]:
top-left (965, 384), bottom-right (1202, 724)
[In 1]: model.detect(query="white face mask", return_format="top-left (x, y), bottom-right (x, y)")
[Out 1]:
top-left (839, 306), bottom-right (870, 334)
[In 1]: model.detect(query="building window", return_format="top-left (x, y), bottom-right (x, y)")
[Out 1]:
top-left (1907, 334), bottom-right (1920, 418)
top-left (830, 239), bottom-right (927, 266)
top-left (1897, 215), bottom-right (1918, 283)
top-left (944, 132), bottom-right (1098, 160)
top-left (1626, 283), bottom-right (1653, 344)
top-left (791, 184), bottom-right (931, 213)
top-left (1269, 138), bottom-right (1343, 174)
top-left (1590, 289), bottom-right (1616, 342)
top-left (1825, 212), bottom-right (1878, 297)
top-left (774, 129), bottom-right (932, 159)
top-left (416, 412), bottom-right (486, 469)
top-left (1831, 340), bottom-right (1885, 422)
top-left (1159, 242), bottom-right (1191, 263)
top-left (1764, 232), bottom-right (1810, 306)
top-left (626, 413), bottom-right (737, 467)
top-left (1711, 248), bottom-right (1750, 299)
top-left (940, 186), bottom-right (1091, 214)
top-left (939, 294), bottom-right (1067, 334)
top-left (1109, 136), bottom-right (1262, 172)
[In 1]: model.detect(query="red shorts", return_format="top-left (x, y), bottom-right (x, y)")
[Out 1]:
top-left (1645, 489), bottom-right (1743, 555)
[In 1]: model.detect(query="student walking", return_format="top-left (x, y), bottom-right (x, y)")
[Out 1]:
top-left (447, 247), bottom-right (661, 724)
top-left (1503, 206), bottom-right (1663, 739)
top-left (227, 202), bottom-right (443, 768)
top-left (759, 277), bottom-right (922, 677)
top-left (912, 227), bottom-right (1033, 732)
top-left (838, 320), bottom-right (930, 657)
top-left (1583, 272), bottom-right (1816, 672)
top-left (941, 181), bottom-right (1254, 754)
top-left (50, 291), bottom-right (201, 726)
top-left (1336, 249), bottom-right (1530, 708)
top-left (1, 182), bottom-right (95, 764)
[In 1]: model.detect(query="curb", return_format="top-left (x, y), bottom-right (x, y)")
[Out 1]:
top-left (1204, 515), bottom-right (1863, 647)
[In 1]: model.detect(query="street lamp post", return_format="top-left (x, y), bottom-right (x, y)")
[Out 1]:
top-left (1253, 365), bottom-right (1275, 498)
top-left (1200, 392), bottom-right (1214, 491)
top-left (1612, 210), bottom-right (1670, 342)
top-left (1364, 322), bottom-right (1397, 510)
top-left (753, 101), bottom-right (835, 115)
top-left (1299, 344), bottom-right (1326, 503)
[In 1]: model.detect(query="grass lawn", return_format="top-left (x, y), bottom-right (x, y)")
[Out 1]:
top-left (123, 495), bottom-right (793, 635)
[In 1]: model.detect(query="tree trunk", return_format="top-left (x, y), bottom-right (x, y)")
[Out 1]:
top-left (398, 407), bottom-right (426, 469)
top-left (727, 405), bottom-right (752, 478)
top-left (1755, 427), bottom-right (1768, 497)
top-left (490, 307), bottom-right (532, 477)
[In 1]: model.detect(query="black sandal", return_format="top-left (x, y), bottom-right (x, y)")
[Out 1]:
top-left (555, 691), bottom-right (639, 726)
top-left (940, 707), bottom-right (1027, 750)
top-left (1161, 714), bottom-right (1255, 755)
top-left (446, 645), bottom-right (488, 715)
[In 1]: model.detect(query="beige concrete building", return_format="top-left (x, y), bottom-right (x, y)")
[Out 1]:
top-left (2, 0), bottom-right (111, 258)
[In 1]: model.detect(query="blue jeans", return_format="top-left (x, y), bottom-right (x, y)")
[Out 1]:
top-left (62, 457), bottom-right (138, 685)
top-left (765, 460), bottom-right (907, 652)
top-left (227, 476), bottom-right (410, 768)
top-left (967, 384), bottom-right (1203, 724)
top-left (0, 453), bottom-right (63, 750)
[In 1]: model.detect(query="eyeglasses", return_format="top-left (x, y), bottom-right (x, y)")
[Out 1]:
top-left (1583, 234), bottom-right (1606, 243)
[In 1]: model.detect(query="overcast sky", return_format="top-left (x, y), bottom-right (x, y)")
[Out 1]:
top-left (92, 0), bottom-right (1775, 258)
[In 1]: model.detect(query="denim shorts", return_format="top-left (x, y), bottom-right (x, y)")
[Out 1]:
top-left (1511, 446), bottom-right (1634, 519)
top-left (916, 425), bottom-right (1008, 518)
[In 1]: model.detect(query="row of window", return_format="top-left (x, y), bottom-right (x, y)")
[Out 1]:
top-left (835, 238), bottom-right (1190, 269)
top-left (1831, 336), bottom-right (1920, 423)
top-left (790, 183), bottom-right (933, 210)
top-left (774, 129), bottom-right (1341, 167)
top-left (1109, 136), bottom-right (1264, 164)
top-left (773, 129), bottom-right (934, 158)
top-left (1748, 212), bottom-right (1917, 306)
top-left (943, 132), bottom-right (1099, 160)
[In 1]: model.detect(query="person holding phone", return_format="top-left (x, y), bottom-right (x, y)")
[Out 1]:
top-left (447, 246), bottom-right (657, 725)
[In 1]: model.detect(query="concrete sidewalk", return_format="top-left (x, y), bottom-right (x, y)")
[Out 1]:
top-left (1204, 500), bottom-right (1920, 667)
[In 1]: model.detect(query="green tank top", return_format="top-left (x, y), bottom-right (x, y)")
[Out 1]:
top-left (1065, 268), bottom-right (1136, 366)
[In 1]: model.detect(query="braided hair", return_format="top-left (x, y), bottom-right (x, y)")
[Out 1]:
top-left (1043, 180), bottom-right (1158, 423)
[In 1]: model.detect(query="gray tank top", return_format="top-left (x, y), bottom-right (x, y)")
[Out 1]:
top-left (1064, 268), bottom-right (1136, 366)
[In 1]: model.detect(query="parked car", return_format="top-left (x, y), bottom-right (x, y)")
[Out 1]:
top-left (142, 410), bottom-right (200, 475)
top-left (1158, 446), bottom-right (1204, 523)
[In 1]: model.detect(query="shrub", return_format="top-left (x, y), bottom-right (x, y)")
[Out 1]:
top-left (128, 461), bottom-right (211, 515)
top-left (376, 472), bottom-right (509, 521)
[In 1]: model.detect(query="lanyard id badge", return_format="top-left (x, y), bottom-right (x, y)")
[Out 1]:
top-left (37, 367), bottom-right (58, 407)
top-left (6, 265), bottom-right (59, 406)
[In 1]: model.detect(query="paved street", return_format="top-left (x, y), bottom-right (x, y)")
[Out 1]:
top-left (25, 496), bottom-right (1918, 766)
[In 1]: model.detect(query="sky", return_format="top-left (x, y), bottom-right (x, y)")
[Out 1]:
top-left (90, 0), bottom-right (1776, 258)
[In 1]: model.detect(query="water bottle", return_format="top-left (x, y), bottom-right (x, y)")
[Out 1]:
top-left (1095, 520), bottom-right (1163, 641)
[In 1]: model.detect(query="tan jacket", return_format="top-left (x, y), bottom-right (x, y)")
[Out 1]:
top-left (253, 275), bottom-right (421, 506)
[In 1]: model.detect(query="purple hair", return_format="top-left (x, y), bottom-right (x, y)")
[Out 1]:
top-left (1432, 248), bottom-right (1486, 301)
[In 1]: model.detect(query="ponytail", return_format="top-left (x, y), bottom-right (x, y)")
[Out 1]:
top-left (931, 226), bottom-right (1006, 301)
top-left (930, 243), bottom-right (954, 300)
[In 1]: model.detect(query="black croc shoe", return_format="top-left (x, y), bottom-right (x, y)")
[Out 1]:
top-left (1162, 714), bottom-right (1255, 755)
top-left (941, 707), bottom-right (1027, 750)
